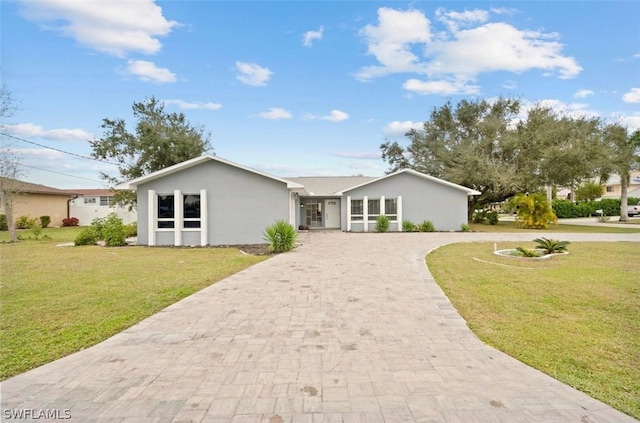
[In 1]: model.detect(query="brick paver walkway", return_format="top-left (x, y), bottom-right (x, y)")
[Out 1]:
top-left (2, 232), bottom-right (639, 422)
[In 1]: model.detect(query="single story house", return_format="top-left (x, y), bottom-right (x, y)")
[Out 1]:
top-left (0, 178), bottom-right (77, 226)
top-left (70, 189), bottom-right (137, 225)
top-left (116, 155), bottom-right (480, 247)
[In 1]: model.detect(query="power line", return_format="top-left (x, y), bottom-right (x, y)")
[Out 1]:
top-left (0, 132), bottom-right (120, 166)
top-left (18, 163), bottom-right (106, 184)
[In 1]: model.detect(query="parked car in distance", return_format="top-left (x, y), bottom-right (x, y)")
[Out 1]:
top-left (628, 201), bottom-right (640, 217)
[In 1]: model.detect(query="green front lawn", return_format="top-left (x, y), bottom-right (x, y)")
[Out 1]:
top-left (470, 220), bottom-right (640, 233)
top-left (0, 228), bottom-right (267, 380)
top-left (427, 242), bottom-right (640, 419)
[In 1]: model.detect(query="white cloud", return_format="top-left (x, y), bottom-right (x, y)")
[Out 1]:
top-left (2, 123), bottom-right (93, 141)
top-left (19, 0), bottom-right (178, 57)
top-left (622, 88), bottom-right (640, 103)
top-left (403, 78), bottom-right (480, 95)
top-left (356, 7), bottom-right (431, 80)
top-left (574, 89), bottom-right (594, 98)
top-left (123, 60), bottom-right (176, 83)
top-left (519, 98), bottom-right (600, 120)
top-left (236, 62), bottom-right (272, 86)
top-left (305, 110), bottom-right (349, 122)
top-left (619, 113), bottom-right (640, 132)
top-left (382, 120), bottom-right (423, 136)
top-left (356, 7), bottom-right (582, 94)
top-left (162, 99), bottom-right (222, 110)
top-left (334, 152), bottom-right (380, 159)
top-left (258, 108), bottom-right (292, 120)
top-left (502, 80), bottom-right (518, 89)
top-left (302, 26), bottom-right (324, 47)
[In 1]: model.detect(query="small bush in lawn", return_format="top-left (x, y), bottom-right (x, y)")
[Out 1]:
top-left (100, 213), bottom-right (127, 247)
top-left (472, 210), bottom-right (486, 224)
top-left (375, 215), bottom-right (390, 233)
top-left (402, 220), bottom-right (417, 232)
top-left (418, 220), bottom-right (435, 232)
top-left (31, 221), bottom-right (43, 239)
top-left (264, 220), bottom-right (297, 253)
top-left (124, 222), bottom-right (137, 238)
top-left (39, 215), bottom-right (51, 228)
top-left (486, 210), bottom-right (499, 225)
top-left (515, 247), bottom-right (541, 257)
top-left (460, 223), bottom-right (470, 232)
top-left (16, 215), bottom-right (36, 229)
top-left (74, 227), bottom-right (99, 246)
top-left (534, 237), bottom-right (570, 254)
top-left (62, 217), bottom-right (79, 227)
top-left (0, 214), bottom-right (7, 231)
top-left (91, 216), bottom-right (108, 239)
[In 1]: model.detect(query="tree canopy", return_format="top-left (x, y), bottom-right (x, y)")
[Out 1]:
top-left (90, 97), bottom-right (213, 193)
top-left (380, 97), bottom-right (621, 214)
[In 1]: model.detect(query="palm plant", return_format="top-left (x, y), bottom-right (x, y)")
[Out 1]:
top-left (515, 246), bottom-right (541, 257)
top-left (263, 220), bottom-right (297, 253)
top-left (534, 237), bottom-right (570, 254)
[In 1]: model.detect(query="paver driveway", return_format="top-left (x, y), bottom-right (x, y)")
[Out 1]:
top-left (2, 231), bottom-right (639, 422)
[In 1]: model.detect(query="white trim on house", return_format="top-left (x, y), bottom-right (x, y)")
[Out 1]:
top-left (148, 190), bottom-right (156, 246)
top-left (200, 189), bottom-right (208, 246)
top-left (115, 155), bottom-right (304, 190)
top-left (336, 169), bottom-right (481, 196)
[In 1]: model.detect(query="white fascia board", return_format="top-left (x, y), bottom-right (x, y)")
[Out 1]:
top-left (114, 155), bottom-right (304, 190)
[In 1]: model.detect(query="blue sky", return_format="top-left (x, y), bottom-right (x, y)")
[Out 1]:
top-left (1, 0), bottom-right (639, 189)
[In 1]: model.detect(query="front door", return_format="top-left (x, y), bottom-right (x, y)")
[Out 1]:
top-left (325, 199), bottom-right (340, 228)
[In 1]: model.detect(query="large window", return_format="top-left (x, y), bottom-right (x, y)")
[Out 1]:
top-left (351, 199), bottom-right (363, 221)
top-left (157, 195), bottom-right (175, 228)
top-left (183, 194), bottom-right (201, 228)
top-left (385, 198), bottom-right (398, 221)
top-left (368, 199), bottom-right (380, 220)
top-left (100, 196), bottom-right (114, 207)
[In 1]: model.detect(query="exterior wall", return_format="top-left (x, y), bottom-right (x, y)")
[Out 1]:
top-left (137, 160), bottom-right (290, 246)
top-left (341, 172), bottom-right (469, 232)
top-left (0, 193), bottom-right (70, 226)
top-left (69, 197), bottom-right (137, 226)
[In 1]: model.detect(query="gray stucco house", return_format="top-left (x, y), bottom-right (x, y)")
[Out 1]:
top-left (117, 155), bottom-right (480, 246)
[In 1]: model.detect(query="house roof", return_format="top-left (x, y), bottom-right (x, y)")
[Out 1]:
top-left (286, 176), bottom-right (377, 196)
top-left (115, 155), bottom-right (304, 190)
top-left (72, 189), bottom-right (114, 196)
top-left (0, 178), bottom-right (77, 196)
top-left (336, 169), bottom-right (482, 196)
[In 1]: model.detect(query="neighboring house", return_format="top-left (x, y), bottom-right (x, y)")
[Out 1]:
top-left (70, 189), bottom-right (137, 225)
top-left (116, 155), bottom-right (480, 247)
top-left (602, 171), bottom-right (640, 199)
top-left (0, 178), bottom-right (75, 226)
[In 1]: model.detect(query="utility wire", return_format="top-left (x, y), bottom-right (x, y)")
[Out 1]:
top-left (18, 163), bottom-right (106, 184)
top-left (0, 132), bottom-right (120, 166)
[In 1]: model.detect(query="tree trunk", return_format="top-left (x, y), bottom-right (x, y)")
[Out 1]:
top-left (619, 171), bottom-right (629, 222)
top-left (0, 188), bottom-right (19, 242)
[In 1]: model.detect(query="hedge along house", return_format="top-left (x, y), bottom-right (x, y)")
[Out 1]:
top-left (117, 155), bottom-right (480, 247)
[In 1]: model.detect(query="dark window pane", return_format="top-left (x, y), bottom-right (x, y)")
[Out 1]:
top-left (158, 195), bottom-right (174, 218)
top-left (184, 221), bottom-right (201, 228)
top-left (158, 221), bottom-right (174, 228)
top-left (368, 199), bottom-right (380, 215)
top-left (351, 200), bottom-right (363, 215)
top-left (385, 198), bottom-right (397, 215)
top-left (184, 194), bottom-right (201, 219)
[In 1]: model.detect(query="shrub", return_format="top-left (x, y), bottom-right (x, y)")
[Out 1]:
top-left (90, 216), bottom-right (108, 239)
top-left (124, 222), bottom-right (137, 238)
top-left (460, 223), bottom-right (470, 232)
top-left (418, 220), bottom-right (435, 232)
top-left (402, 220), bottom-right (417, 232)
top-left (264, 220), bottom-right (297, 253)
top-left (375, 215), bottom-right (390, 233)
top-left (0, 214), bottom-right (7, 231)
top-left (511, 193), bottom-right (557, 229)
top-left (486, 210), bottom-right (499, 225)
top-left (30, 221), bottom-right (43, 239)
top-left (100, 214), bottom-right (127, 247)
top-left (39, 215), bottom-right (51, 228)
top-left (515, 247), bottom-right (541, 257)
top-left (16, 215), bottom-right (36, 229)
top-left (576, 181), bottom-right (604, 201)
top-left (62, 217), bottom-right (79, 227)
top-left (74, 227), bottom-right (99, 246)
top-left (533, 237), bottom-right (570, 254)
top-left (472, 209), bottom-right (486, 224)
top-left (552, 200), bottom-right (579, 219)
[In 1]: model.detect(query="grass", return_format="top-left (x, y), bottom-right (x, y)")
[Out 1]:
top-left (0, 227), bottom-right (267, 380)
top-left (427, 242), bottom-right (640, 419)
top-left (470, 220), bottom-right (640, 233)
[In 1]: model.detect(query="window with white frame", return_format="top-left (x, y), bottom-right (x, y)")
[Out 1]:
top-left (385, 198), bottom-right (398, 221)
top-left (368, 199), bottom-right (380, 220)
top-left (183, 194), bottom-right (201, 228)
top-left (84, 197), bottom-right (96, 204)
top-left (351, 199), bottom-right (363, 220)
top-left (606, 186), bottom-right (614, 192)
top-left (100, 196), bottom-right (114, 207)
top-left (157, 195), bottom-right (175, 228)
